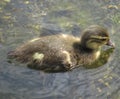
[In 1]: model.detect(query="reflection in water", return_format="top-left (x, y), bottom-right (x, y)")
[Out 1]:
top-left (0, 0), bottom-right (120, 99)
top-left (85, 48), bottom-right (114, 69)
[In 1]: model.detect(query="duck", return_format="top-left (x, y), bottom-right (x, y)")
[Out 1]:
top-left (8, 25), bottom-right (115, 72)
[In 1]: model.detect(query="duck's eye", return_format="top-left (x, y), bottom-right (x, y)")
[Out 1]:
top-left (101, 38), bottom-right (107, 41)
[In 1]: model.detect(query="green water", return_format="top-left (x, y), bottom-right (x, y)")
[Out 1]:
top-left (0, 0), bottom-right (120, 99)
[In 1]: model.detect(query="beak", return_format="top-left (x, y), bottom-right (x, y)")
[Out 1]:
top-left (106, 40), bottom-right (115, 48)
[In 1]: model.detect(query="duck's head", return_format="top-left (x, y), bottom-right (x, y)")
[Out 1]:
top-left (80, 25), bottom-right (115, 50)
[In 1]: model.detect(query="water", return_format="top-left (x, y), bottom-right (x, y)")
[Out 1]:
top-left (0, 0), bottom-right (120, 99)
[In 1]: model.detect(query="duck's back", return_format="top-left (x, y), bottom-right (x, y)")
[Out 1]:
top-left (9, 34), bottom-right (80, 66)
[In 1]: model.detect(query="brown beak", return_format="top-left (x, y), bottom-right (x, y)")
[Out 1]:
top-left (106, 40), bottom-right (115, 48)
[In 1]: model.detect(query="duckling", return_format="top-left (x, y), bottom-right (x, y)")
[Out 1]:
top-left (8, 25), bottom-right (115, 72)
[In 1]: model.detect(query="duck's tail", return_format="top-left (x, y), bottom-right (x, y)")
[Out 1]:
top-left (7, 50), bottom-right (17, 59)
top-left (7, 50), bottom-right (20, 63)
top-left (7, 50), bottom-right (29, 63)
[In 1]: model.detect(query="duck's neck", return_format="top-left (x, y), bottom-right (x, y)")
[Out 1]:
top-left (73, 42), bottom-right (101, 65)
top-left (94, 50), bottom-right (101, 60)
top-left (81, 44), bottom-right (101, 59)
top-left (82, 46), bottom-right (101, 64)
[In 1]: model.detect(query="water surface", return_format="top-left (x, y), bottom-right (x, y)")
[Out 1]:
top-left (0, 0), bottom-right (120, 99)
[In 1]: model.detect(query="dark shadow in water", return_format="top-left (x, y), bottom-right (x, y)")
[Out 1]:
top-left (40, 25), bottom-right (62, 37)
top-left (27, 64), bottom-right (68, 73)
top-left (39, 24), bottom-right (81, 37)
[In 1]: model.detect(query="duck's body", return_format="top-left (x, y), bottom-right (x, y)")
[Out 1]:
top-left (8, 25), bottom-right (114, 71)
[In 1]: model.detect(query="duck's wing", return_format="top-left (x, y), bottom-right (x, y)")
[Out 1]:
top-left (7, 38), bottom-right (48, 63)
top-left (7, 35), bottom-right (63, 63)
